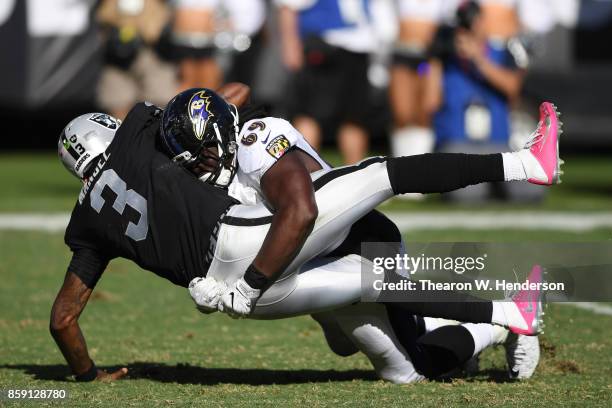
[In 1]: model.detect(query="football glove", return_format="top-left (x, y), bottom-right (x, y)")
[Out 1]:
top-left (218, 277), bottom-right (261, 318)
top-left (188, 276), bottom-right (227, 314)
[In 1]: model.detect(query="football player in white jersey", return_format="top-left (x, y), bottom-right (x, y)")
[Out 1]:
top-left (61, 84), bottom-right (549, 381)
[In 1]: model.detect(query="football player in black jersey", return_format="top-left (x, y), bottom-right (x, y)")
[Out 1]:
top-left (52, 85), bottom-right (559, 381)
top-left (51, 84), bottom-right (249, 381)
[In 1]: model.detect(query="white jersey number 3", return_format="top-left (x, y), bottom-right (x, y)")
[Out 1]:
top-left (90, 169), bottom-right (148, 241)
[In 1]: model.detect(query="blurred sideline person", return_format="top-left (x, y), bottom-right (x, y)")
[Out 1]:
top-left (170, 0), bottom-right (267, 92)
top-left (96, 0), bottom-right (177, 120)
top-left (431, 0), bottom-right (524, 146)
top-left (429, 0), bottom-right (545, 202)
top-left (277, 0), bottom-right (380, 164)
top-left (221, 0), bottom-right (267, 88)
top-left (389, 0), bottom-right (443, 162)
top-left (171, 0), bottom-right (222, 90)
top-left (51, 85), bottom-right (558, 381)
top-left (389, 0), bottom-right (446, 199)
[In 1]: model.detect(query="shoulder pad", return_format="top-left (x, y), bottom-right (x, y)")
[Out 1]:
top-left (237, 117), bottom-right (297, 175)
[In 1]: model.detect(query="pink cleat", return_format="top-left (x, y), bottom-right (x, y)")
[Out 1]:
top-left (509, 265), bottom-right (544, 336)
top-left (520, 102), bottom-right (564, 186)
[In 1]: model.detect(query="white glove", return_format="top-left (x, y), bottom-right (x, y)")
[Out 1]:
top-left (188, 276), bottom-right (227, 314)
top-left (218, 277), bottom-right (261, 318)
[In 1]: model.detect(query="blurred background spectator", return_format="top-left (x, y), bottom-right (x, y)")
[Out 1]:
top-left (222, 0), bottom-right (267, 90)
top-left (390, 0), bottom-right (443, 159)
top-left (171, 0), bottom-right (266, 92)
top-left (428, 0), bottom-right (547, 203)
top-left (96, 0), bottom-right (176, 119)
top-left (277, 0), bottom-right (394, 164)
top-left (171, 0), bottom-right (221, 90)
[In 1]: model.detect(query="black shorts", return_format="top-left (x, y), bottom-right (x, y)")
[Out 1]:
top-left (170, 43), bottom-right (216, 60)
top-left (392, 46), bottom-right (428, 71)
top-left (287, 36), bottom-right (371, 129)
top-left (154, 25), bottom-right (217, 61)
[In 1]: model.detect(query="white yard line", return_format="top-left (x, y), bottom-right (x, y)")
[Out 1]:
top-left (0, 213), bottom-right (70, 231)
top-left (1, 211), bottom-right (611, 232)
top-left (385, 212), bottom-right (612, 232)
top-left (561, 302), bottom-right (612, 316)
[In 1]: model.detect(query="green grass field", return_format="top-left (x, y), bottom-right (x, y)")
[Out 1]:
top-left (1, 153), bottom-right (611, 406)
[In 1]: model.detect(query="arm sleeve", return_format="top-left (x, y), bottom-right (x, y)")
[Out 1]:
top-left (66, 248), bottom-right (110, 289)
top-left (236, 117), bottom-right (301, 188)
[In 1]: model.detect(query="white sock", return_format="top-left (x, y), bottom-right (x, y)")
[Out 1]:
top-left (391, 126), bottom-right (435, 157)
top-left (491, 301), bottom-right (527, 331)
top-left (462, 323), bottom-right (501, 357)
top-left (501, 152), bottom-right (527, 181)
top-left (391, 127), bottom-right (435, 200)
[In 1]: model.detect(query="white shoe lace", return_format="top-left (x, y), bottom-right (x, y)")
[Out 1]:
top-left (523, 121), bottom-right (545, 149)
top-left (504, 268), bottom-right (520, 300)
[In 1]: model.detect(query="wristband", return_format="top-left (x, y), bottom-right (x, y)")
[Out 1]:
top-left (75, 361), bottom-right (98, 382)
top-left (243, 264), bottom-right (270, 290)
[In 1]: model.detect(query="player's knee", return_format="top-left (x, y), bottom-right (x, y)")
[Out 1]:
top-left (312, 314), bottom-right (359, 357)
top-left (411, 346), bottom-right (457, 379)
top-left (414, 326), bottom-right (476, 379)
top-left (49, 311), bottom-right (75, 333)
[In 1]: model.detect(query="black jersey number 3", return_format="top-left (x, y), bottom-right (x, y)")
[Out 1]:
top-left (89, 169), bottom-right (148, 241)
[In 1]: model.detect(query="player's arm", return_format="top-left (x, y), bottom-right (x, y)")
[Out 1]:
top-left (50, 256), bottom-right (127, 381)
top-left (471, 55), bottom-right (524, 101)
top-left (219, 150), bottom-right (318, 317)
top-left (216, 82), bottom-right (251, 108)
top-left (454, 31), bottom-right (524, 100)
top-left (254, 150), bottom-right (318, 280)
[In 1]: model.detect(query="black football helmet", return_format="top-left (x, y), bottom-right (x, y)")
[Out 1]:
top-left (160, 88), bottom-right (239, 187)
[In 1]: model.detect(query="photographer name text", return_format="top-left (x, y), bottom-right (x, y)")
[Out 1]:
top-left (372, 279), bottom-right (564, 292)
